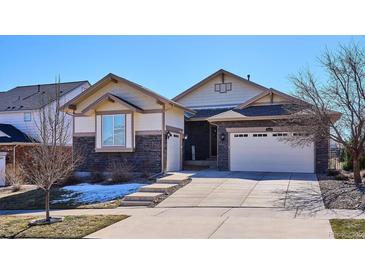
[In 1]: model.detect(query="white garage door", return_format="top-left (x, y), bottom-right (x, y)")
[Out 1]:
top-left (230, 132), bottom-right (314, 173)
top-left (167, 133), bottom-right (181, 172)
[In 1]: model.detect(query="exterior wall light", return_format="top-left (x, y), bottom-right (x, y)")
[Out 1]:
top-left (220, 133), bottom-right (225, 141)
top-left (166, 131), bottom-right (172, 139)
top-left (184, 134), bottom-right (188, 140)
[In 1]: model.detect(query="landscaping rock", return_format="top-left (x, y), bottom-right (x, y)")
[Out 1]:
top-left (319, 176), bottom-right (365, 210)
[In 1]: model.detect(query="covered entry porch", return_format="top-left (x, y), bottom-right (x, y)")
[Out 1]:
top-left (183, 120), bottom-right (217, 169)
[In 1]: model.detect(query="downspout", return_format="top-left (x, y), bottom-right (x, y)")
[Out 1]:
top-left (13, 144), bottom-right (19, 168)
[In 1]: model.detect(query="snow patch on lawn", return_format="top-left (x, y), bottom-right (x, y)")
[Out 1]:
top-left (52, 183), bottom-right (146, 204)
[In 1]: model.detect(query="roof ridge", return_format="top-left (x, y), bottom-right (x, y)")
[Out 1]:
top-left (13, 80), bottom-right (89, 89)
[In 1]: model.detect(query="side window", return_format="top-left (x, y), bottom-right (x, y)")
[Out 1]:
top-left (24, 112), bottom-right (32, 122)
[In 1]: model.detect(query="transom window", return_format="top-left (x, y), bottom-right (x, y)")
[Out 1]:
top-left (102, 114), bottom-right (126, 146)
top-left (24, 112), bottom-right (32, 122)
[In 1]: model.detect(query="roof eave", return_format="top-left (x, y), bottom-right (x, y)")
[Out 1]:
top-left (207, 114), bottom-right (292, 122)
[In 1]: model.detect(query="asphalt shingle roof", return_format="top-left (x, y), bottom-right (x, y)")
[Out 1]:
top-left (0, 81), bottom-right (88, 112)
top-left (188, 108), bottom-right (233, 119)
top-left (0, 124), bottom-right (33, 143)
top-left (188, 105), bottom-right (293, 120)
top-left (233, 104), bottom-right (292, 116)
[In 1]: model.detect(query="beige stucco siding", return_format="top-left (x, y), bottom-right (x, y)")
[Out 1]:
top-left (254, 94), bottom-right (289, 105)
top-left (76, 81), bottom-right (162, 113)
top-left (176, 74), bottom-right (263, 108)
top-left (74, 116), bottom-right (95, 133)
top-left (134, 112), bottom-right (162, 131)
top-left (165, 107), bottom-right (184, 130)
top-left (94, 100), bottom-right (132, 112)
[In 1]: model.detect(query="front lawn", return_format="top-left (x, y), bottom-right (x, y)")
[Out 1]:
top-left (0, 215), bottom-right (128, 239)
top-left (330, 219), bottom-right (365, 239)
top-left (0, 182), bottom-right (147, 210)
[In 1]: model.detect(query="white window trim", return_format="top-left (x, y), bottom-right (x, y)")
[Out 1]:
top-left (101, 114), bottom-right (126, 147)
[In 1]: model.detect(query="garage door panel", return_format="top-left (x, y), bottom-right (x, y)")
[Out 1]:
top-left (230, 132), bottom-right (314, 173)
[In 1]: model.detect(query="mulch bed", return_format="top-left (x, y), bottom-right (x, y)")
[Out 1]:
top-left (318, 175), bottom-right (365, 210)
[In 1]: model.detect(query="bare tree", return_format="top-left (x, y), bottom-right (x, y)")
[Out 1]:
top-left (23, 77), bottom-right (83, 223)
top-left (5, 164), bottom-right (26, 192)
top-left (280, 43), bottom-right (365, 185)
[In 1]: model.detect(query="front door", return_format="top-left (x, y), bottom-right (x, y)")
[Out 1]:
top-left (167, 132), bottom-right (181, 171)
top-left (210, 125), bottom-right (217, 157)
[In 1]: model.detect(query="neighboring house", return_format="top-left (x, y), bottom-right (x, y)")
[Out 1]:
top-left (0, 81), bottom-right (90, 166)
top-left (173, 69), bottom-right (329, 174)
top-left (62, 73), bottom-right (194, 176)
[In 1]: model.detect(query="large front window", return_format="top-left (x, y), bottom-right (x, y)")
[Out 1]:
top-left (102, 114), bottom-right (125, 146)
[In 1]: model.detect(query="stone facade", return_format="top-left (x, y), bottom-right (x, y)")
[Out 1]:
top-left (74, 134), bottom-right (163, 174)
top-left (214, 120), bottom-right (329, 174)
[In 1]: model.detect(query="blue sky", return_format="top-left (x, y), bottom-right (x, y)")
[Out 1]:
top-left (0, 36), bottom-right (364, 98)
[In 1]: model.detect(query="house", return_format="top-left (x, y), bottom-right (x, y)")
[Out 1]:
top-left (63, 69), bottom-right (331, 176)
top-left (173, 69), bottom-right (329, 174)
top-left (0, 80), bottom-right (90, 166)
top-left (62, 73), bottom-right (194, 176)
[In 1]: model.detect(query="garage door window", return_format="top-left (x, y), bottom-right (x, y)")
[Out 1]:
top-left (272, 133), bottom-right (288, 137)
top-left (253, 133), bottom-right (267, 137)
top-left (234, 134), bottom-right (248, 138)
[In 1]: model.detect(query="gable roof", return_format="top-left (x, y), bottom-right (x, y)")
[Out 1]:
top-left (173, 69), bottom-right (271, 102)
top-left (81, 93), bottom-right (144, 114)
top-left (0, 124), bottom-right (34, 143)
top-left (0, 81), bottom-right (89, 112)
top-left (63, 73), bottom-right (195, 114)
top-left (173, 69), bottom-right (307, 110)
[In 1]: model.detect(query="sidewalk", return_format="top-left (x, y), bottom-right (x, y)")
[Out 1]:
top-left (2, 207), bottom-right (365, 220)
top-left (2, 207), bottom-right (365, 239)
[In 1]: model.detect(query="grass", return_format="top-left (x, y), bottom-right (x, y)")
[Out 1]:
top-left (0, 215), bottom-right (128, 239)
top-left (330, 219), bottom-right (365, 239)
top-left (0, 187), bottom-right (122, 210)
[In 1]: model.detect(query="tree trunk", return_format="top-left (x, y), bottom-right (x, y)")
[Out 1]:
top-left (45, 189), bottom-right (50, 222)
top-left (353, 153), bottom-right (362, 186)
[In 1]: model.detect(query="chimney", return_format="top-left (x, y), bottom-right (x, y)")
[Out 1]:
top-left (247, 74), bottom-right (251, 81)
top-left (37, 84), bottom-right (40, 92)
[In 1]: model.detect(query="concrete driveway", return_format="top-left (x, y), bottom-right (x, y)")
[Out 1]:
top-left (83, 170), bottom-right (332, 239)
top-left (157, 170), bottom-right (324, 211)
